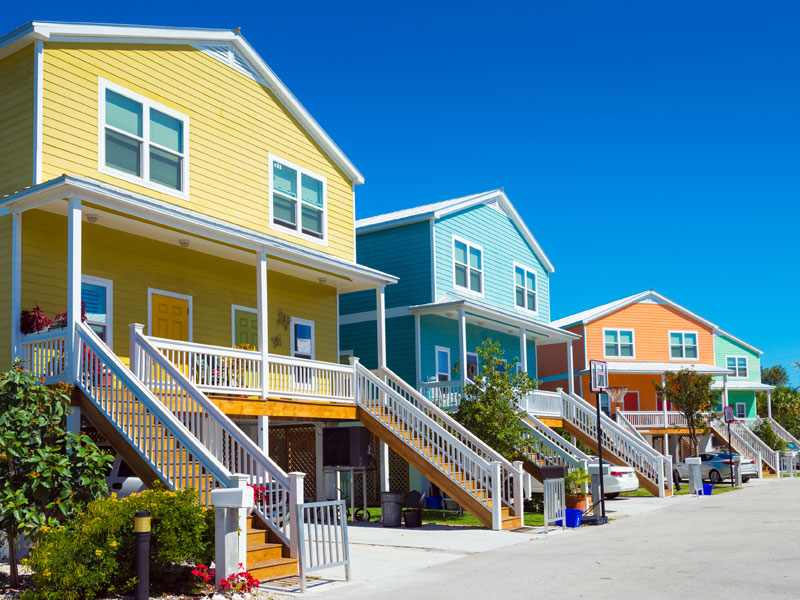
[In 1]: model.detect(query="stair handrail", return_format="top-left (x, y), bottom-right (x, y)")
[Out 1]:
top-left (75, 322), bottom-right (233, 490)
top-left (375, 366), bottom-right (517, 471)
top-left (616, 411), bottom-right (650, 444)
top-left (724, 419), bottom-right (780, 473)
top-left (525, 415), bottom-right (591, 461)
top-left (355, 363), bottom-right (503, 520)
top-left (131, 326), bottom-right (293, 544)
top-left (558, 391), bottom-right (666, 495)
top-left (765, 417), bottom-right (800, 449)
top-left (709, 418), bottom-right (762, 466)
top-left (519, 416), bottom-right (588, 471)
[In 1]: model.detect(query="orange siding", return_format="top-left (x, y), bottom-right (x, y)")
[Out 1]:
top-left (585, 303), bottom-right (714, 364)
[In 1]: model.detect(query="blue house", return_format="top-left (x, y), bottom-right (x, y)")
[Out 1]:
top-left (339, 190), bottom-right (579, 403)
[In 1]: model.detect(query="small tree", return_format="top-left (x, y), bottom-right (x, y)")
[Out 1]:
top-left (769, 385), bottom-right (800, 429)
top-left (453, 340), bottom-right (535, 460)
top-left (751, 420), bottom-right (788, 452)
top-left (761, 365), bottom-right (789, 387)
top-left (0, 361), bottom-right (113, 587)
top-left (654, 369), bottom-right (717, 457)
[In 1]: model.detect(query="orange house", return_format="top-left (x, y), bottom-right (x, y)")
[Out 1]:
top-left (537, 290), bottom-right (731, 413)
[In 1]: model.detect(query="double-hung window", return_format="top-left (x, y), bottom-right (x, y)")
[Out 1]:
top-left (100, 80), bottom-right (188, 195)
top-left (453, 237), bottom-right (482, 294)
top-left (514, 264), bottom-right (537, 312)
top-left (270, 155), bottom-right (326, 242)
top-left (726, 356), bottom-right (748, 378)
top-left (669, 331), bottom-right (698, 359)
top-left (604, 329), bottom-right (634, 358)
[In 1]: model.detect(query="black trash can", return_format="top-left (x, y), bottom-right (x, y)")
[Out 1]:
top-left (381, 491), bottom-right (404, 527)
top-left (404, 508), bottom-right (422, 528)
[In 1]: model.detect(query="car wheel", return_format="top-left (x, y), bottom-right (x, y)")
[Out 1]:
top-left (673, 469), bottom-right (682, 483)
top-left (709, 470), bottom-right (723, 485)
top-left (742, 476), bottom-right (751, 483)
top-left (604, 492), bottom-right (620, 500)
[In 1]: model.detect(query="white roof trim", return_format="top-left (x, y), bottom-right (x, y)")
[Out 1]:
top-left (357, 189), bottom-right (555, 273)
top-left (604, 361), bottom-right (732, 375)
top-left (712, 327), bottom-right (763, 355)
top-left (0, 176), bottom-right (395, 285)
top-left (710, 380), bottom-right (774, 391)
top-left (0, 21), bottom-right (364, 185)
top-left (552, 290), bottom-right (717, 330)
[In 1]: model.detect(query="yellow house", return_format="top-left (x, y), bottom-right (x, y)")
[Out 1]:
top-left (0, 22), bottom-right (527, 581)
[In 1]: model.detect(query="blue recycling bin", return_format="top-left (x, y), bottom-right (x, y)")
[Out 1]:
top-left (556, 508), bottom-right (583, 528)
top-left (701, 483), bottom-right (713, 496)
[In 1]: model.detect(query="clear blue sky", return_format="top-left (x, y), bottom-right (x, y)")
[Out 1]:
top-left (3, 1), bottom-right (798, 384)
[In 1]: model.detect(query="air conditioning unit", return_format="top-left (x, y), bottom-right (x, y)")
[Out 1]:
top-left (323, 427), bottom-right (371, 468)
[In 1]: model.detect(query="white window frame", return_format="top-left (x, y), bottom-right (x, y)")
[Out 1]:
top-left (230, 304), bottom-right (258, 347)
top-left (623, 390), bottom-right (640, 411)
top-left (98, 78), bottom-right (190, 199)
top-left (82, 275), bottom-right (113, 348)
top-left (735, 402), bottom-right (747, 419)
top-left (602, 328), bottom-right (636, 359)
top-left (435, 346), bottom-right (451, 382)
top-left (290, 317), bottom-right (316, 360)
top-left (339, 350), bottom-right (354, 365)
top-left (268, 153), bottom-right (328, 246)
top-left (512, 261), bottom-right (538, 315)
top-left (147, 288), bottom-right (193, 341)
top-left (726, 355), bottom-right (748, 378)
top-left (452, 235), bottom-right (484, 297)
top-left (668, 330), bottom-right (699, 361)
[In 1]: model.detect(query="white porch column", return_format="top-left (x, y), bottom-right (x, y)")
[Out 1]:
top-left (257, 415), bottom-right (269, 453)
top-left (519, 328), bottom-right (527, 373)
top-left (458, 309), bottom-right (467, 386)
top-left (379, 440), bottom-right (390, 493)
top-left (256, 250), bottom-right (269, 398)
top-left (11, 212), bottom-right (21, 360)
top-left (67, 197), bottom-right (82, 379)
top-left (376, 285), bottom-right (387, 368)
top-left (767, 389), bottom-right (772, 420)
top-left (661, 372), bottom-right (667, 424)
top-left (722, 374), bottom-right (729, 410)
top-left (414, 313), bottom-right (422, 389)
top-left (566, 340), bottom-right (575, 395)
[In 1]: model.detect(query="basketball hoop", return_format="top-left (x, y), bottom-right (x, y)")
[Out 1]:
top-left (605, 386), bottom-right (628, 405)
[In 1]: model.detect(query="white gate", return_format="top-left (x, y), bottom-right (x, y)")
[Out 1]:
top-left (543, 478), bottom-right (566, 533)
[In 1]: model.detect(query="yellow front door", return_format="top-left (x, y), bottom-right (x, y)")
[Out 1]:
top-left (151, 293), bottom-right (190, 341)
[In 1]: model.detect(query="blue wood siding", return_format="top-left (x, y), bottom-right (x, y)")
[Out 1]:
top-left (339, 316), bottom-right (417, 385)
top-left (419, 314), bottom-right (538, 384)
top-left (433, 204), bottom-right (550, 322)
top-left (339, 320), bottom-right (377, 368)
top-left (340, 220), bottom-right (432, 315)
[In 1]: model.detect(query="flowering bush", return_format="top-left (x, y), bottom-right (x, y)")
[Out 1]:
top-left (220, 564), bottom-right (261, 594)
top-left (20, 305), bottom-right (53, 333)
top-left (191, 563), bottom-right (216, 591)
top-left (249, 483), bottom-right (268, 504)
top-left (23, 487), bottom-right (215, 599)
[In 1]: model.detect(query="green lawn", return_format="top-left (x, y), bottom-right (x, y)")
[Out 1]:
top-left (362, 506), bottom-right (544, 527)
top-left (621, 484), bottom-right (741, 497)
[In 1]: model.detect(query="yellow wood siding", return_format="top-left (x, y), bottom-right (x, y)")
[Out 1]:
top-left (40, 42), bottom-right (355, 260)
top-left (20, 210), bottom-right (338, 363)
top-left (0, 45), bottom-right (35, 196)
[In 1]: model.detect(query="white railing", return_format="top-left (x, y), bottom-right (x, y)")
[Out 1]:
top-left (355, 362), bottom-right (508, 530)
top-left (419, 380), bottom-right (463, 412)
top-left (519, 390), bottom-right (563, 417)
top-left (616, 411), bottom-right (650, 445)
top-left (146, 336), bottom-right (353, 401)
top-left (520, 415), bottom-right (589, 473)
top-left (297, 500), bottom-right (351, 593)
top-left (543, 478), bottom-right (566, 533)
top-left (709, 418), bottom-right (764, 470)
top-left (131, 326), bottom-right (295, 546)
top-left (21, 329), bottom-right (68, 383)
top-left (618, 411), bottom-right (690, 429)
top-left (75, 322), bottom-right (233, 501)
top-left (728, 420), bottom-right (780, 474)
top-left (559, 392), bottom-right (669, 497)
top-left (377, 366), bottom-right (523, 519)
top-left (764, 418), bottom-right (800, 451)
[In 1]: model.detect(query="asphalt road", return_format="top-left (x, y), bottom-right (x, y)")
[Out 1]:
top-left (317, 479), bottom-right (800, 599)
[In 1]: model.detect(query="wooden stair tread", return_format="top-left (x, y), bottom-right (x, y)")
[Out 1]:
top-left (247, 541), bottom-right (282, 551)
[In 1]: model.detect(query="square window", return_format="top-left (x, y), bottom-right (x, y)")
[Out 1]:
top-left (271, 157), bottom-right (326, 242)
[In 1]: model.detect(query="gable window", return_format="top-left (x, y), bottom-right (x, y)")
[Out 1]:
top-left (82, 276), bottom-right (113, 346)
top-left (270, 155), bottom-right (326, 242)
top-left (453, 237), bottom-right (482, 294)
top-left (604, 329), bottom-right (634, 358)
top-left (291, 318), bottom-right (315, 360)
top-left (669, 331), bottom-right (698, 359)
top-left (99, 79), bottom-right (188, 195)
top-left (514, 264), bottom-right (537, 312)
top-left (726, 356), bottom-right (748, 378)
top-left (436, 346), bottom-right (451, 382)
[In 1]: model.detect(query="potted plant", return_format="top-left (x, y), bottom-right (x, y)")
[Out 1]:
top-left (564, 468), bottom-right (591, 511)
top-left (51, 302), bottom-right (88, 330)
top-left (20, 305), bottom-right (53, 334)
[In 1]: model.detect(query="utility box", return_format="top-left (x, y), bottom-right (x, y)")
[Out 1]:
top-left (685, 457), bottom-right (702, 495)
top-left (323, 427), bottom-right (371, 468)
top-left (540, 465), bottom-right (568, 480)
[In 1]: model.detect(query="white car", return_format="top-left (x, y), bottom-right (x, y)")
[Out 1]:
top-left (530, 463), bottom-right (639, 498)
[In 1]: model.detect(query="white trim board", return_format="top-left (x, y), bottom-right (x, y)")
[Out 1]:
top-left (230, 304), bottom-right (257, 346)
top-left (602, 327), bottom-right (636, 360)
top-left (290, 316), bottom-right (315, 359)
top-left (668, 330), bottom-right (700, 361)
top-left (268, 152), bottom-right (328, 247)
top-left (147, 287), bottom-right (193, 341)
top-left (82, 274), bottom-right (114, 348)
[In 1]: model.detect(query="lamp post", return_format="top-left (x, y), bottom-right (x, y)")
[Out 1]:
top-left (134, 510), bottom-right (151, 600)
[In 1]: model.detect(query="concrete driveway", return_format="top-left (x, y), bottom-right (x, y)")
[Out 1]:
top-left (311, 478), bottom-right (800, 600)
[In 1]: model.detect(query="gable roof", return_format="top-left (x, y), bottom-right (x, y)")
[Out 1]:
top-left (551, 290), bottom-right (764, 355)
top-left (356, 189), bottom-right (555, 273)
top-left (0, 21), bottom-right (364, 185)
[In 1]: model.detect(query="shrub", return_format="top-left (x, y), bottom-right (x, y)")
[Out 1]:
top-left (24, 487), bottom-right (214, 600)
top-left (752, 420), bottom-right (788, 452)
